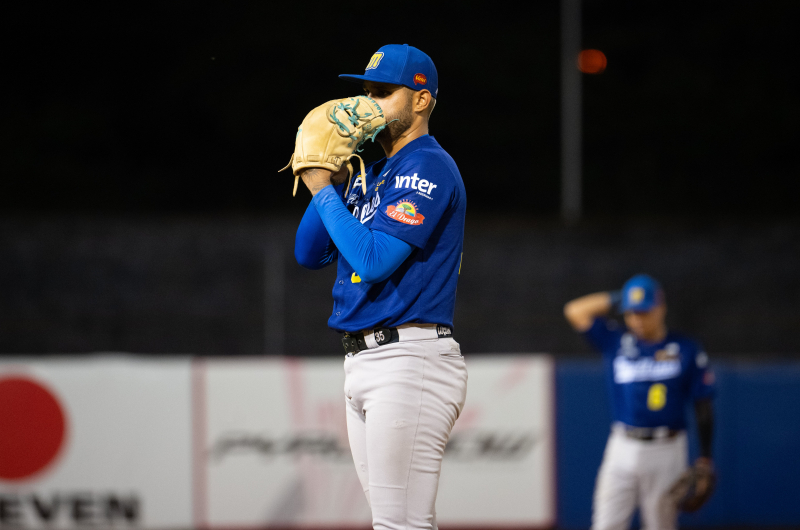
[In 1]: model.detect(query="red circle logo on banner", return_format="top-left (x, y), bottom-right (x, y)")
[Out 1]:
top-left (0, 376), bottom-right (68, 481)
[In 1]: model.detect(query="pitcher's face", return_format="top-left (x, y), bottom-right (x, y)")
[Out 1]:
top-left (363, 81), bottom-right (414, 142)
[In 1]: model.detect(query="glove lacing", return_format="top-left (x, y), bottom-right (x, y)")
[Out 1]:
top-left (281, 153), bottom-right (367, 197)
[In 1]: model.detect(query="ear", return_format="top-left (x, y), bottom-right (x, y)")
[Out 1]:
top-left (413, 89), bottom-right (433, 114)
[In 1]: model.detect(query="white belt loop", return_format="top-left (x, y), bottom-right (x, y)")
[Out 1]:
top-left (653, 426), bottom-right (669, 439)
top-left (396, 323), bottom-right (439, 342)
top-left (363, 330), bottom-right (379, 349)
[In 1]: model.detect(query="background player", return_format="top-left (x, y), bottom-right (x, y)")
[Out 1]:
top-left (563, 274), bottom-right (715, 530)
top-left (293, 44), bottom-right (467, 530)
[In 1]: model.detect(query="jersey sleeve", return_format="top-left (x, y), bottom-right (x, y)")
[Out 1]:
top-left (689, 344), bottom-right (716, 401)
top-left (369, 152), bottom-right (458, 248)
top-left (294, 200), bottom-right (338, 270)
top-left (309, 186), bottom-right (415, 283)
top-left (582, 317), bottom-right (623, 355)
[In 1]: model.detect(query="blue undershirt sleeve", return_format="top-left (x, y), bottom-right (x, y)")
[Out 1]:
top-left (294, 200), bottom-right (337, 270)
top-left (583, 317), bottom-right (623, 355)
top-left (312, 185), bottom-right (414, 284)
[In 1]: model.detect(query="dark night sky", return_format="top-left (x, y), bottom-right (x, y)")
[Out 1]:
top-left (3, 1), bottom-right (798, 216)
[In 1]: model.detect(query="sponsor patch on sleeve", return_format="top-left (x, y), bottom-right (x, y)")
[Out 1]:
top-left (386, 200), bottom-right (425, 226)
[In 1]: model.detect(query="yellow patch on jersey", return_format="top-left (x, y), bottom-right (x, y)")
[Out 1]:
top-left (366, 52), bottom-right (384, 70)
top-left (647, 383), bottom-right (668, 411)
top-left (351, 272), bottom-right (361, 283)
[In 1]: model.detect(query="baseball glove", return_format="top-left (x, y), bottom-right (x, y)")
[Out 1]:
top-left (280, 96), bottom-right (390, 196)
top-left (664, 459), bottom-right (717, 512)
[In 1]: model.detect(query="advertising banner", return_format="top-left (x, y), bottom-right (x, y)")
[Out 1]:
top-left (437, 355), bottom-right (555, 527)
top-left (197, 355), bottom-right (556, 529)
top-left (196, 357), bottom-right (369, 528)
top-left (0, 356), bottom-right (193, 529)
top-left (1, 354), bottom-right (555, 529)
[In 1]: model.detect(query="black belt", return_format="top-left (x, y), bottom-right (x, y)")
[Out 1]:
top-left (342, 325), bottom-right (453, 356)
top-left (621, 425), bottom-right (682, 441)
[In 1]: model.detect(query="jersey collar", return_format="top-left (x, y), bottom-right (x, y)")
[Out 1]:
top-left (386, 134), bottom-right (437, 160)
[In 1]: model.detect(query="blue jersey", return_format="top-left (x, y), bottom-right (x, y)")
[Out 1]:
top-left (328, 135), bottom-right (466, 332)
top-left (584, 317), bottom-right (715, 430)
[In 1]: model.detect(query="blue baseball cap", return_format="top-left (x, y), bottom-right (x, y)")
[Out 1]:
top-left (339, 44), bottom-right (439, 98)
top-left (620, 274), bottom-right (665, 312)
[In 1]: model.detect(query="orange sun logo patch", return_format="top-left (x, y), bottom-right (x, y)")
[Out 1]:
top-left (386, 200), bottom-right (425, 226)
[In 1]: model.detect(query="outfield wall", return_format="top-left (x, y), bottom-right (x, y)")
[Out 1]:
top-left (0, 355), bottom-right (798, 529)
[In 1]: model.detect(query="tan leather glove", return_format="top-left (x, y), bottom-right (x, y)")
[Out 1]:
top-left (280, 96), bottom-right (389, 196)
top-left (663, 458), bottom-right (717, 512)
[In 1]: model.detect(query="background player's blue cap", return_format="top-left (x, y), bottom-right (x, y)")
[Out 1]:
top-left (339, 44), bottom-right (439, 98)
top-left (620, 274), bottom-right (665, 312)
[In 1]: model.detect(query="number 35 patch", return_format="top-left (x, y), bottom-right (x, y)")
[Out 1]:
top-left (373, 327), bottom-right (395, 345)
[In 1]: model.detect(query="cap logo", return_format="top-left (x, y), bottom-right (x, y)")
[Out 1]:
top-left (628, 287), bottom-right (645, 304)
top-left (413, 73), bottom-right (427, 85)
top-left (366, 52), bottom-right (384, 70)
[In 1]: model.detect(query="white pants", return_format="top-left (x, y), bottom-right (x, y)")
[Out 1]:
top-left (592, 427), bottom-right (688, 530)
top-left (343, 331), bottom-right (468, 530)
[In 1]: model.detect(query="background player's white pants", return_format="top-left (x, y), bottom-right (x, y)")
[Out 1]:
top-left (592, 428), bottom-right (687, 530)
top-left (344, 336), bottom-right (468, 530)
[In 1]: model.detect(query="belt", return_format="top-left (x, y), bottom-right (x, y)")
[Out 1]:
top-left (342, 324), bottom-right (453, 356)
top-left (614, 422), bottom-right (682, 441)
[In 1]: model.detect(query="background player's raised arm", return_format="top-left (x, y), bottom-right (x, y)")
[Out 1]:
top-left (563, 291), bottom-right (615, 332)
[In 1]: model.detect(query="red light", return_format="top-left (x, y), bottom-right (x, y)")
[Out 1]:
top-left (578, 49), bottom-right (607, 74)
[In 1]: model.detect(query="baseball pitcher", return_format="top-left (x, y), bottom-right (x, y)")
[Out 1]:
top-left (289, 44), bottom-right (467, 530)
top-left (564, 274), bottom-right (716, 530)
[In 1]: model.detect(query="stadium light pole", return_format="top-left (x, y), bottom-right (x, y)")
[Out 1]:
top-left (561, 0), bottom-right (582, 223)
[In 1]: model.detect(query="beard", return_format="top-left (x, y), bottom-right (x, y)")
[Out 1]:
top-left (377, 97), bottom-right (414, 144)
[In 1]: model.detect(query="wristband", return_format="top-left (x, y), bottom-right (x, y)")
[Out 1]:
top-left (609, 290), bottom-right (622, 309)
